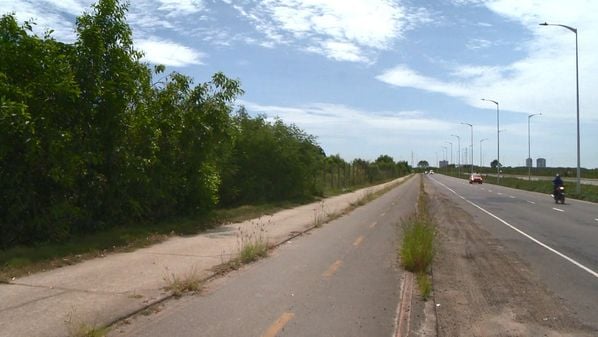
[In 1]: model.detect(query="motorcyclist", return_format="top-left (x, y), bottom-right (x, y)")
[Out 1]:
top-left (552, 173), bottom-right (563, 196)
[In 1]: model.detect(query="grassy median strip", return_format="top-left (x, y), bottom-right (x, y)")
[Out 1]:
top-left (399, 175), bottom-right (435, 300)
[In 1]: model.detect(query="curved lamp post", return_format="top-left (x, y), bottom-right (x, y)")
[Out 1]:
top-left (461, 122), bottom-right (474, 176)
top-left (540, 22), bottom-right (581, 194)
top-left (528, 113), bottom-right (542, 181)
top-left (479, 138), bottom-right (488, 169)
top-left (451, 134), bottom-right (461, 176)
top-left (445, 141), bottom-right (453, 168)
top-left (482, 98), bottom-right (500, 183)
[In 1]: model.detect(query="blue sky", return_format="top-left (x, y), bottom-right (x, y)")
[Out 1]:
top-left (3, 0), bottom-right (598, 168)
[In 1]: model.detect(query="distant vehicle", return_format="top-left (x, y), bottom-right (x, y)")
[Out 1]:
top-left (469, 173), bottom-right (483, 184)
top-left (428, 170), bottom-right (434, 175)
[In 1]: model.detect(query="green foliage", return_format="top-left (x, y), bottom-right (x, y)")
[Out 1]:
top-left (399, 176), bottom-right (435, 300)
top-left (400, 216), bottom-right (435, 273)
top-left (219, 110), bottom-right (323, 205)
top-left (0, 1), bottom-right (413, 250)
top-left (0, 2), bottom-right (243, 249)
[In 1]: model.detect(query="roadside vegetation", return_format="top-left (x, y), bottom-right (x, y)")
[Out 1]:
top-left (65, 312), bottom-right (107, 337)
top-left (0, 0), bottom-right (412, 279)
top-left (399, 175), bottom-right (435, 300)
top-left (163, 267), bottom-right (204, 298)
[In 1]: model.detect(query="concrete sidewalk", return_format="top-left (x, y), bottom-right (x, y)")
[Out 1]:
top-left (0, 176), bottom-right (412, 337)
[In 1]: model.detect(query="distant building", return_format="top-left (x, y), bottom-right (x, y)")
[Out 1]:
top-left (526, 158), bottom-right (533, 168)
top-left (537, 158), bottom-right (546, 168)
top-left (439, 160), bottom-right (448, 168)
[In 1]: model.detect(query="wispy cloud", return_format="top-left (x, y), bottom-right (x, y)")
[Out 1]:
top-left (377, 65), bottom-right (469, 98)
top-left (466, 38), bottom-right (492, 50)
top-left (231, 0), bottom-right (429, 63)
top-left (156, 0), bottom-right (204, 16)
top-left (136, 38), bottom-right (205, 67)
top-left (240, 100), bottom-right (454, 160)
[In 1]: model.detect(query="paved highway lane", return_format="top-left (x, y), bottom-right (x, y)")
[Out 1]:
top-left (110, 177), bottom-right (420, 337)
top-left (427, 174), bottom-right (598, 329)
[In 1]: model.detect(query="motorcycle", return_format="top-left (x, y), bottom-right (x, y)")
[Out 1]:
top-left (553, 186), bottom-right (565, 204)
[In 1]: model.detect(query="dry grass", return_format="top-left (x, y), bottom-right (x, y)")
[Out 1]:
top-left (163, 267), bottom-right (204, 297)
top-left (65, 312), bottom-right (107, 337)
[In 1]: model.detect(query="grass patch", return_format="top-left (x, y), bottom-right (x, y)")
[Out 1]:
top-left (67, 324), bottom-right (107, 337)
top-left (65, 312), bottom-right (107, 337)
top-left (237, 222), bottom-right (269, 264)
top-left (163, 267), bottom-right (204, 297)
top-left (399, 175), bottom-right (435, 300)
top-left (399, 216), bottom-right (434, 273)
top-left (416, 272), bottom-right (432, 300)
top-left (313, 201), bottom-right (327, 228)
top-left (238, 240), bottom-right (268, 264)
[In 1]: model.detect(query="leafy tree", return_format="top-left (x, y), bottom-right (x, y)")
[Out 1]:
top-left (418, 160), bottom-right (429, 168)
top-left (0, 14), bottom-right (82, 244)
top-left (220, 111), bottom-right (323, 205)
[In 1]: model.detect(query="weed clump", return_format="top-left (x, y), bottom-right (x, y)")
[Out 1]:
top-left (163, 268), bottom-right (204, 297)
top-left (399, 175), bottom-right (435, 300)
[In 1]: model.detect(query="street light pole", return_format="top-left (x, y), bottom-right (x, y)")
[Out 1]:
top-left (445, 141), bottom-right (453, 166)
top-left (540, 22), bottom-right (581, 194)
top-left (482, 98), bottom-right (500, 183)
top-left (527, 113), bottom-right (542, 181)
top-left (461, 122), bottom-right (473, 176)
top-left (480, 138), bottom-right (488, 169)
top-left (451, 134), bottom-right (461, 177)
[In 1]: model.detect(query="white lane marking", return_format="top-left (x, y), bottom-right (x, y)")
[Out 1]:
top-left (595, 218), bottom-right (598, 222)
top-left (527, 201), bottom-right (536, 205)
top-left (431, 177), bottom-right (598, 279)
top-left (488, 189), bottom-right (493, 192)
top-left (509, 195), bottom-right (516, 199)
top-left (552, 208), bottom-right (565, 212)
top-left (497, 192), bottom-right (503, 195)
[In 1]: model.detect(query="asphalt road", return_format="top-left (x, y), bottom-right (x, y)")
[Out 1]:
top-left (427, 174), bottom-right (598, 330)
top-left (110, 177), bottom-right (420, 337)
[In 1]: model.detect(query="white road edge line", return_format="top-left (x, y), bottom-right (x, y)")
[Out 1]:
top-left (552, 208), bottom-right (565, 212)
top-left (527, 201), bottom-right (536, 204)
top-left (431, 177), bottom-right (598, 279)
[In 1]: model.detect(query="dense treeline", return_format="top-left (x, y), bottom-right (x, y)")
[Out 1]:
top-left (0, 0), bottom-right (410, 249)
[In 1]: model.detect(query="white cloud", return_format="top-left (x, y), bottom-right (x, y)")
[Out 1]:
top-left (241, 101), bottom-right (451, 132)
top-left (377, 65), bottom-right (469, 97)
top-left (232, 0), bottom-right (427, 63)
top-left (466, 38), bottom-right (492, 50)
top-left (136, 38), bottom-right (205, 67)
top-left (41, 0), bottom-right (86, 16)
top-left (240, 100), bottom-right (457, 161)
top-left (0, 0), bottom-right (80, 41)
top-left (157, 0), bottom-right (204, 16)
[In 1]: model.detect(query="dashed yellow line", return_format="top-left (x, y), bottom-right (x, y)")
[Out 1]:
top-left (261, 312), bottom-right (294, 337)
top-left (322, 260), bottom-right (343, 279)
top-left (353, 235), bottom-right (364, 247)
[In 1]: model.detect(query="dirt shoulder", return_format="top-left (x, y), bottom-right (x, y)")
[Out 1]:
top-left (424, 179), bottom-right (596, 337)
